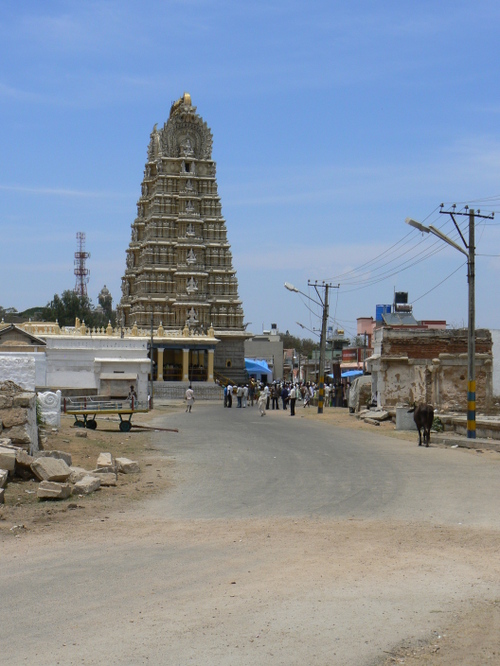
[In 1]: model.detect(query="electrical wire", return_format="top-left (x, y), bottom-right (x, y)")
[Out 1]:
top-left (410, 263), bottom-right (466, 305)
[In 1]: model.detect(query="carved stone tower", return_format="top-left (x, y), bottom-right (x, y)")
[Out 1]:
top-left (118, 93), bottom-right (248, 382)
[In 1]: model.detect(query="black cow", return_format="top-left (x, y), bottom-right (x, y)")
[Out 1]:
top-left (407, 403), bottom-right (434, 447)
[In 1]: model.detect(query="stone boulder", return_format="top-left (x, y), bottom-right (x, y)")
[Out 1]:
top-left (69, 466), bottom-right (91, 484)
top-left (72, 475), bottom-right (101, 495)
top-left (0, 469), bottom-right (8, 489)
top-left (0, 445), bottom-right (17, 472)
top-left (13, 392), bottom-right (36, 409)
top-left (116, 458), bottom-right (140, 474)
top-left (15, 450), bottom-right (35, 480)
top-left (96, 452), bottom-right (115, 469)
top-left (37, 481), bottom-right (72, 500)
top-left (35, 450), bottom-right (72, 467)
top-left (31, 457), bottom-right (71, 482)
top-left (93, 471), bottom-right (117, 486)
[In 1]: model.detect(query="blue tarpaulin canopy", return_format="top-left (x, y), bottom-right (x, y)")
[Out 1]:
top-left (245, 359), bottom-right (271, 375)
top-left (341, 369), bottom-right (363, 378)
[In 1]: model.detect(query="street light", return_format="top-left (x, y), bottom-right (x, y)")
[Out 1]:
top-left (284, 282), bottom-right (333, 414)
top-left (405, 214), bottom-right (475, 437)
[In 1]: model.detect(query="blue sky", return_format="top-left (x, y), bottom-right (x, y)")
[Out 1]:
top-left (2, 0), bottom-right (500, 339)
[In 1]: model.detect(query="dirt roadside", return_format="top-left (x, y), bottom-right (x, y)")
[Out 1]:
top-left (0, 403), bottom-right (182, 537)
top-left (1, 402), bottom-right (499, 665)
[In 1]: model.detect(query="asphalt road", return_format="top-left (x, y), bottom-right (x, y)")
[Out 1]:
top-left (146, 402), bottom-right (500, 526)
top-left (2, 402), bottom-right (500, 665)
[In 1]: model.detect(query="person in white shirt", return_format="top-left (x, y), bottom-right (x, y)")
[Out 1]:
top-left (185, 385), bottom-right (195, 412)
top-left (258, 385), bottom-right (269, 416)
top-left (289, 384), bottom-right (297, 416)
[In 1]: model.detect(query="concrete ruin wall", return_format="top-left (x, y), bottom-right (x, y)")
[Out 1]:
top-left (373, 328), bottom-right (493, 412)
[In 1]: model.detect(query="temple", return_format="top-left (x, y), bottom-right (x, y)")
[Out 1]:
top-left (117, 93), bottom-right (248, 386)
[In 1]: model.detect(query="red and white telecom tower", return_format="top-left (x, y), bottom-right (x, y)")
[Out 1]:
top-left (74, 232), bottom-right (90, 296)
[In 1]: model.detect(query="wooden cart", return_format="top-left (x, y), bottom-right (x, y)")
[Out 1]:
top-left (62, 397), bottom-right (149, 432)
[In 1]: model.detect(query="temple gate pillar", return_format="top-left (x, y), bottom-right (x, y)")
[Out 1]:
top-left (157, 348), bottom-right (164, 381)
top-left (207, 348), bottom-right (214, 381)
top-left (182, 348), bottom-right (190, 382)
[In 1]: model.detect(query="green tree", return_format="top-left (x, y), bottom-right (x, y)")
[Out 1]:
top-left (42, 290), bottom-right (95, 327)
top-left (281, 332), bottom-right (318, 359)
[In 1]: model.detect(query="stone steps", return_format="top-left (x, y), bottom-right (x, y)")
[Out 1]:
top-left (152, 381), bottom-right (223, 400)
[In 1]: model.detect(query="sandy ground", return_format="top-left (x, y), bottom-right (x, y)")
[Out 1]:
top-left (1, 403), bottom-right (499, 665)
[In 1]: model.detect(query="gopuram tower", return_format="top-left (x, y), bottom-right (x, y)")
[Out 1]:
top-left (118, 93), bottom-right (248, 385)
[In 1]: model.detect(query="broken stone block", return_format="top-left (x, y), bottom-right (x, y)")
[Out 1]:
top-left (15, 450), bottom-right (35, 479)
top-left (0, 488), bottom-right (4, 503)
top-left (0, 469), bottom-right (8, 488)
top-left (3, 424), bottom-right (32, 449)
top-left (75, 430), bottom-right (87, 438)
top-left (0, 446), bottom-right (17, 472)
top-left (97, 452), bottom-right (115, 469)
top-left (363, 417), bottom-right (381, 426)
top-left (31, 457), bottom-right (71, 482)
top-left (93, 471), bottom-right (117, 486)
top-left (69, 466), bottom-right (91, 484)
top-left (37, 481), bottom-right (72, 500)
top-left (72, 475), bottom-right (101, 495)
top-left (116, 457), bottom-right (140, 474)
top-left (13, 392), bottom-right (35, 409)
top-left (0, 395), bottom-right (13, 409)
top-left (92, 465), bottom-right (115, 474)
top-left (0, 408), bottom-right (28, 429)
top-left (364, 410), bottom-right (390, 421)
top-left (35, 450), bottom-right (72, 467)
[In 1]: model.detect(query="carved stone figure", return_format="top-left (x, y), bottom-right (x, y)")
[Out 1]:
top-left (186, 307), bottom-right (198, 325)
top-left (186, 248), bottom-right (196, 264)
top-left (181, 136), bottom-right (194, 157)
top-left (186, 277), bottom-right (198, 294)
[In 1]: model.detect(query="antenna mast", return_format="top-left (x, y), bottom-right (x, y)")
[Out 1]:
top-left (74, 232), bottom-right (90, 296)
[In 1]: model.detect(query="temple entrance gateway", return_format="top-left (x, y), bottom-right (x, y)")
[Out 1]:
top-left (162, 349), bottom-right (183, 381)
top-left (117, 92), bottom-right (250, 383)
top-left (189, 350), bottom-right (207, 382)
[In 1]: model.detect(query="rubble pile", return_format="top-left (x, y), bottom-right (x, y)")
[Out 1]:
top-left (0, 437), bottom-right (140, 503)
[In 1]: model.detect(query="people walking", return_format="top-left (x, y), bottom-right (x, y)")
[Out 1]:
top-left (226, 383), bottom-right (233, 408)
top-left (281, 384), bottom-right (289, 410)
top-left (258, 385), bottom-right (269, 417)
top-left (271, 384), bottom-right (280, 410)
top-left (185, 385), bottom-right (195, 412)
top-left (249, 382), bottom-right (255, 406)
top-left (242, 384), bottom-right (248, 408)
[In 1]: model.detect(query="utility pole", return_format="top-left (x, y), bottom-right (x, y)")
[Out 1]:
top-left (308, 281), bottom-right (339, 414)
top-left (439, 205), bottom-right (493, 438)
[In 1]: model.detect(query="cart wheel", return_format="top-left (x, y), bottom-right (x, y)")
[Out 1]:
top-left (86, 419), bottom-right (97, 430)
top-left (119, 421), bottom-right (132, 432)
top-left (75, 420), bottom-right (85, 428)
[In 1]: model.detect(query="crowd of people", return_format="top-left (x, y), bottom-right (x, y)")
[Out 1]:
top-left (222, 380), bottom-right (351, 417)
